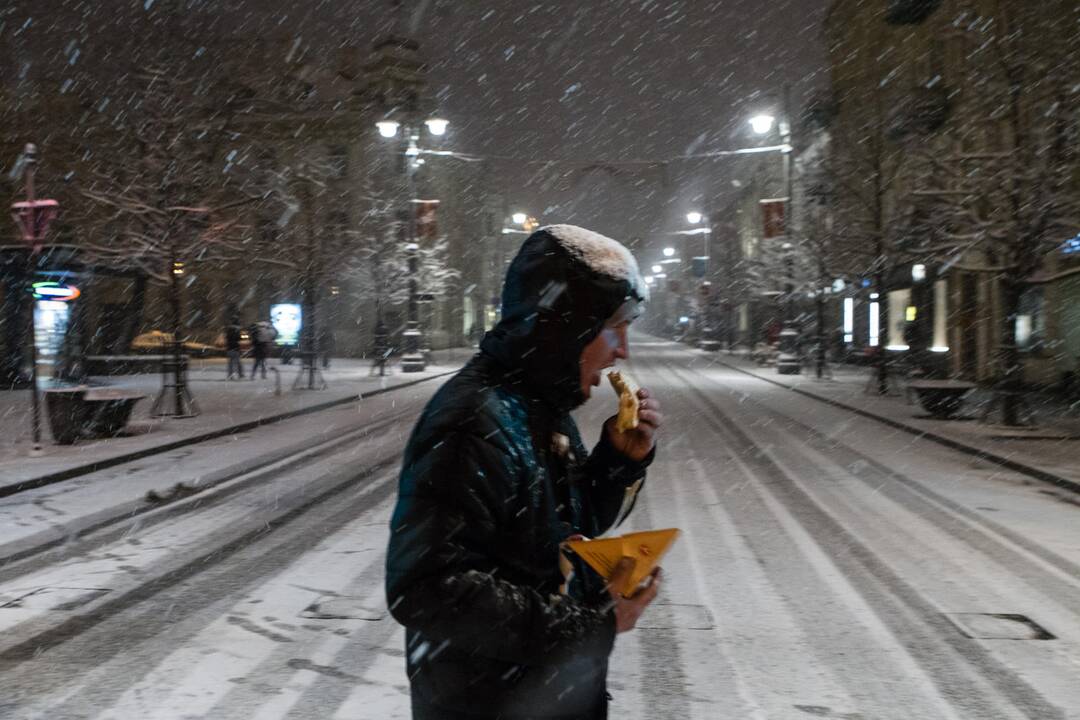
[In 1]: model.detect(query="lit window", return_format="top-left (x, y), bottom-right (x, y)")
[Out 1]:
top-left (869, 302), bottom-right (880, 347)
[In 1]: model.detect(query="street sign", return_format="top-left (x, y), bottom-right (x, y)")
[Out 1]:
top-left (759, 198), bottom-right (786, 239)
top-left (11, 199), bottom-right (59, 253)
top-left (30, 282), bottom-right (80, 301)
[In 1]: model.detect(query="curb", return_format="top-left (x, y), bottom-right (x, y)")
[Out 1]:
top-left (0, 368), bottom-right (458, 499)
top-left (0, 411), bottom-right (409, 568)
top-left (709, 356), bottom-right (1080, 496)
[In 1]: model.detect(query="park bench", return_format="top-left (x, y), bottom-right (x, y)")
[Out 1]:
top-left (44, 387), bottom-right (147, 444)
top-left (906, 379), bottom-right (977, 419)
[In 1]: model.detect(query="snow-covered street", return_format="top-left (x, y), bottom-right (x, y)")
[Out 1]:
top-left (1, 338), bottom-right (1079, 720)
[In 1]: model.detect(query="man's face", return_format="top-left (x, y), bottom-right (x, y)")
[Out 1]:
top-left (579, 320), bottom-right (631, 400)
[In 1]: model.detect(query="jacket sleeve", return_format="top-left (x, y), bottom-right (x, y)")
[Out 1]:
top-left (579, 428), bottom-right (655, 534)
top-left (385, 429), bottom-right (616, 666)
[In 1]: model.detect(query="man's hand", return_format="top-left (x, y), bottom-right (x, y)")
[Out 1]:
top-left (606, 557), bottom-right (661, 633)
top-left (607, 387), bottom-right (662, 462)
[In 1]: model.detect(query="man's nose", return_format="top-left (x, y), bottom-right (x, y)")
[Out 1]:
top-left (614, 336), bottom-right (630, 360)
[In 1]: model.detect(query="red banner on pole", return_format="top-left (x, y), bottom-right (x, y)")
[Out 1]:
top-left (415, 200), bottom-right (440, 242)
top-left (759, 198), bottom-right (787, 239)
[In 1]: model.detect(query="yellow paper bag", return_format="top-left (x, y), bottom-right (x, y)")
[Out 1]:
top-left (566, 528), bottom-right (680, 597)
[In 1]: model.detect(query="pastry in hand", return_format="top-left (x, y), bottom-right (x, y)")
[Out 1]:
top-left (607, 371), bottom-right (639, 433)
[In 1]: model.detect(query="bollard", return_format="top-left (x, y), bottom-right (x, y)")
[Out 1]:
top-left (270, 367), bottom-right (281, 396)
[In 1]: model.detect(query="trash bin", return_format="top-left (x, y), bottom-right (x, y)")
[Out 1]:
top-left (776, 327), bottom-right (802, 375)
top-left (44, 387), bottom-right (89, 445)
top-left (84, 390), bottom-right (147, 437)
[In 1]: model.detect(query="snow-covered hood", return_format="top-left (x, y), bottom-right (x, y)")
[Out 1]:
top-left (480, 224), bottom-right (648, 413)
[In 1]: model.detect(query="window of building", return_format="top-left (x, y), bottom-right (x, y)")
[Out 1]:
top-left (886, 288), bottom-right (911, 350)
top-left (1016, 286), bottom-right (1045, 353)
top-left (932, 280), bottom-right (949, 351)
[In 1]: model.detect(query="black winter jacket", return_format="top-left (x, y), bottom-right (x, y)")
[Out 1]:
top-left (386, 226), bottom-right (652, 719)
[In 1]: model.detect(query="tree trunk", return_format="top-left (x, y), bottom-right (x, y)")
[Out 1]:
top-left (1, 262), bottom-right (30, 388)
top-left (120, 274), bottom-right (148, 353)
top-left (996, 278), bottom-right (1024, 426)
top-left (816, 293), bottom-right (828, 379)
top-left (170, 254), bottom-right (185, 413)
top-left (874, 269), bottom-right (890, 394)
top-left (299, 183), bottom-right (322, 389)
top-left (815, 260), bottom-right (829, 379)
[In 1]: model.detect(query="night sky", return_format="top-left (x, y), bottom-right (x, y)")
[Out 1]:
top-left (5, 0), bottom-right (830, 249)
top-left (354, 0), bottom-right (831, 244)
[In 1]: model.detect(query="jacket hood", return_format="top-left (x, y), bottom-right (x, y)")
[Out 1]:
top-left (480, 224), bottom-right (649, 413)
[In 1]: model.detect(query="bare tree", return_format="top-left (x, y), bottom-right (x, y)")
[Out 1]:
top-left (77, 57), bottom-right (255, 416)
top-left (254, 153), bottom-right (360, 389)
top-left (346, 214), bottom-right (460, 359)
top-left (827, 98), bottom-right (918, 394)
top-left (913, 2), bottom-right (1080, 425)
top-left (345, 202), bottom-right (411, 365)
top-left (795, 165), bottom-right (844, 378)
top-left (415, 233), bottom-right (463, 326)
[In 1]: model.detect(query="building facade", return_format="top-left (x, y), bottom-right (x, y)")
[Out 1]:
top-left (824, 0), bottom-right (1080, 385)
top-left (1, 7), bottom-right (500, 388)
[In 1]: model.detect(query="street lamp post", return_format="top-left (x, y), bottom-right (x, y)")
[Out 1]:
top-left (10, 144), bottom-right (59, 456)
top-left (686, 211), bottom-right (721, 351)
top-left (150, 255), bottom-right (201, 416)
top-left (751, 87), bottom-right (801, 374)
top-left (377, 115), bottom-right (448, 373)
top-left (401, 134), bottom-right (424, 373)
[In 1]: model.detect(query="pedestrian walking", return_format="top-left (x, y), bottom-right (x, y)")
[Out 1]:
top-left (250, 320), bottom-right (276, 379)
top-left (386, 224), bottom-right (664, 719)
top-left (319, 326), bottom-right (336, 369)
top-left (224, 318), bottom-right (244, 380)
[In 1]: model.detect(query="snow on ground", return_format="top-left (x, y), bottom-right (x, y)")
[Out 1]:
top-left (1, 338), bottom-right (1078, 719)
top-left (0, 350), bottom-right (473, 491)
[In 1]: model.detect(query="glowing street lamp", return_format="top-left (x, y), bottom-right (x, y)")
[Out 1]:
top-left (686, 211), bottom-right (703, 225)
top-left (424, 117), bottom-right (449, 136)
top-left (652, 264), bottom-right (663, 274)
top-left (376, 113), bottom-right (451, 372)
top-left (749, 114), bottom-right (776, 135)
top-left (663, 247), bottom-right (676, 257)
top-left (511, 212), bottom-right (528, 225)
top-left (376, 120), bottom-right (400, 138)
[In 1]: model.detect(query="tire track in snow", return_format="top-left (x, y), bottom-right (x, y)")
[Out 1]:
top-left (1, 450), bottom-right (404, 717)
top-left (642, 347), bottom-right (964, 719)
top-left (664, 358), bottom-right (1064, 720)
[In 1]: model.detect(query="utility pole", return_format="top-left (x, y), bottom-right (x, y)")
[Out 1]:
top-left (776, 83), bottom-right (802, 375)
top-left (10, 144), bottom-right (59, 455)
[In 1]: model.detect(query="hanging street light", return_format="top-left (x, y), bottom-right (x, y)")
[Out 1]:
top-left (376, 113), bottom-right (451, 372)
top-left (749, 113), bottom-right (776, 135)
top-left (376, 120), bottom-right (400, 138)
top-left (424, 117), bottom-right (449, 136)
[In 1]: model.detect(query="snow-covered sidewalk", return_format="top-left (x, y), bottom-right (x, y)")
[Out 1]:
top-left (0, 349), bottom-right (475, 494)
top-left (699, 351), bottom-right (1080, 491)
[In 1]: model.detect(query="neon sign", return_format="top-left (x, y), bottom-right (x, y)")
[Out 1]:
top-left (30, 282), bottom-right (80, 301)
top-left (270, 303), bottom-right (302, 346)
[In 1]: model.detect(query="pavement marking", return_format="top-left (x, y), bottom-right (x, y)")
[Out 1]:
top-left (93, 493), bottom-right (396, 720)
